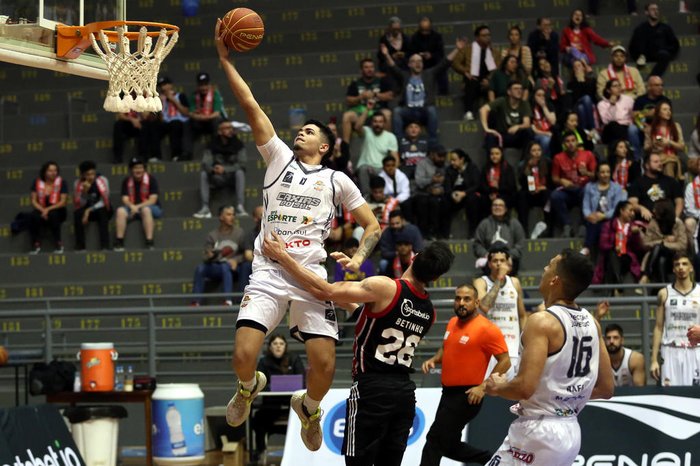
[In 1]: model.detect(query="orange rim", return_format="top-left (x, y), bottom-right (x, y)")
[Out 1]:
top-left (85, 20), bottom-right (179, 39)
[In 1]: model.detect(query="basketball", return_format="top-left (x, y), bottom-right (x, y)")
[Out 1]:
top-left (220, 8), bottom-right (265, 52)
top-left (220, 246), bottom-right (235, 258)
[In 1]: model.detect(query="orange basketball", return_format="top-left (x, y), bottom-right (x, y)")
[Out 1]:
top-left (220, 8), bottom-right (265, 52)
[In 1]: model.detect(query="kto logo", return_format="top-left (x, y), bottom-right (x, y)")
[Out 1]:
top-left (322, 400), bottom-right (426, 455)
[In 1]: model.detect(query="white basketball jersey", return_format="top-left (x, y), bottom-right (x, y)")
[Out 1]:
top-left (253, 136), bottom-right (364, 272)
top-left (663, 284), bottom-right (700, 347)
top-left (482, 275), bottom-right (520, 357)
top-left (519, 304), bottom-right (600, 418)
top-left (611, 347), bottom-right (634, 387)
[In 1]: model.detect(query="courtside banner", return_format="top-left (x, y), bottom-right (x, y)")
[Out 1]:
top-left (468, 386), bottom-right (700, 465)
top-left (281, 388), bottom-right (462, 466)
top-left (0, 404), bottom-right (86, 466)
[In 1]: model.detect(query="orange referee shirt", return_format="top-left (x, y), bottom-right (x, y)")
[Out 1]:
top-left (440, 314), bottom-right (509, 387)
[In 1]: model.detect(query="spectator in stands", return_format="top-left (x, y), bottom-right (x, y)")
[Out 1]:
top-left (377, 16), bottom-right (410, 77)
top-left (409, 16), bottom-right (448, 94)
top-left (597, 78), bottom-right (642, 157)
top-left (488, 55), bottom-right (530, 102)
top-left (480, 81), bottom-right (534, 152)
top-left (391, 234), bottom-right (417, 278)
top-left (690, 117), bottom-right (700, 159)
top-left (683, 157), bottom-right (700, 244)
top-left (354, 104), bottom-right (399, 195)
top-left (334, 238), bottom-right (375, 282)
top-left (253, 334), bottom-right (305, 459)
top-left (398, 121), bottom-right (428, 179)
top-left (153, 77), bottom-right (190, 162)
top-left (533, 57), bottom-right (566, 117)
top-left (192, 205), bottom-right (250, 306)
top-left (551, 111), bottom-right (596, 152)
top-left (73, 160), bottom-right (111, 251)
top-left (551, 131), bottom-right (598, 237)
top-left (628, 152), bottom-right (684, 220)
top-left (582, 162), bottom-right (627, 256)
top-left (365, 176), bottom-right (401, 231)
top-left (593, 201), bottom-right (644, 287)
top-left (341, 58), bottom-right (394, 142)
top-left (379, 155), bottom-right (411, 208)
top-left (382, 37), bottom-right (464, 145)
top-left (517, 141), bottom-right (551, 239)
top-left (609, 139), bottom-right (641, 192)
top-left (478, 146), bottom-right (517, 220)
top-left (628, 3), bottom-right (679, 77)
top-left (633, 76), bottom-right (670, 128)
top-left (112, 111), bottom-right (147, 164)
top-left (414, 145), bottom-right (450, 239)
top-left (527, 17), bottom-right (560, 77)
top-left (446, 148), bottom-right (481, 236)
top-left (530, 87), bottom-right (557, 158)
top-left (560, 9), bottom-right (611, 71)
top-left (114, 158), bottom-right (161, 251)
top-left (378, 210), bottom-right (423, 275)
top-left (325, 117), bottom-right (352, 176)
top-left (188, 72), bottom-right (224, 142)
top-left (596, 46), bottom-right (645, 99)
top-left (643, 102), bottom-right (685, 179)
top-left (641, 198), bottom-right (688, 283)
top-left (473, 198), bottom-right (526, 274)
top-left (568, 59), bottom-right (598, 132)
top-left (28, 161), bottom-right (68, 254)
top-left (500, 26), bottom-right (533, 76)
top-left (194, 120), bottom-right (248, 218)
top-left (452, 25), bottom-right (500, 121)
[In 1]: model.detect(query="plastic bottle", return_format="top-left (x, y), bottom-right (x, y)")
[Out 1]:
top-left (165, 403), bottom-right (187, 455)
top-left (114, 365), bottom-right (125, 391)
top-left (73, 372), bottom-right (81, 392)
top-left (124, 365), bottom-right (134, 392)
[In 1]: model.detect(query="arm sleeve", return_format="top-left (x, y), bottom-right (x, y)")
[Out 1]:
top-left (586, 28), bottom-right (610, 47)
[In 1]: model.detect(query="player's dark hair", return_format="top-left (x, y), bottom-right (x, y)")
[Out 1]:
top-left (412, 241), bottom-right (455, 284)
top-left (487, 245), bottom-right (511, 261)
top-left (78, 160), bottom-right (97, 174)
top-left (556, 248), bottom-right (594, 300)
top-left (304, 119), bottom-right (335, 157)
top-left (369, 175), bottom-right (386, 190)
top-left (673, 250), bottom-right (692, 264)
top-left (604, 323), bottom-right (624, 336)
top-left (39, 161), bottom-right (60, 181)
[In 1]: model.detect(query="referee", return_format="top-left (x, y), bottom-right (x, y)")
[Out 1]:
top-left (420, 284), bottom-right (510, 466)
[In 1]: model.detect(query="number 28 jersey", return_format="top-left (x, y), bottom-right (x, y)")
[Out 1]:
top-left (352, 279), bottom-right (435, 377)
top-left (519, 304), bottom-right (600, 418)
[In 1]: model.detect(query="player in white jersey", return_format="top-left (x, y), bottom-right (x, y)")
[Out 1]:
top-left (651, 252), bottom-right (700, 386)
top-left (594, 301), bottom-right (646, 387)
top-left (214, 22), bottom-right (381, 451)
top-left (485, 249), bottom-right (614, 466)
top-left (474, 247), bottom-right (527, 379)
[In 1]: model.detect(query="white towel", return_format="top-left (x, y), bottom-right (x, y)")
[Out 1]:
top-left (470, 41), bottom-right (497, 77)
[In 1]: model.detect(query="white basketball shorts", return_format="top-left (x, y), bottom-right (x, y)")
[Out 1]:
top-left (236, 267), bottom-right (338, 341)
top-left (660, 345), bottom-right (700, 386)
top-left (487, 416), bottom-right (580, 466)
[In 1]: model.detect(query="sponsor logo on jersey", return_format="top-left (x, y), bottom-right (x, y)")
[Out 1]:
top-left (276, 192), bottom-right (321, 210)
top-left (400, 298), bottom-right (431, 320)
top-left (282, 171), bottom-right (294, 184)
top-left (508, 447), bottom-right (534, 464)
top-left (670, 299), bottom-right (677, 306)
top-left (240, 295), bottom-right (251, 308)
top-left (573, 452), bottom-right (692, 466)
top-left (267, 210), bottom-right (298, 223)
top-left (323, 400), bottom-right (426, 455)
top-left (285, 239), bottom-right (312, 248)
top-left (314, 180), bottom-right (325, 191)
top-left (302, 216), bottom-right (313, 225)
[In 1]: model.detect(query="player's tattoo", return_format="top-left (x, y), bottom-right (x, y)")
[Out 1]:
top-left (481, 280), bottom-right (502, 311)
top-left (354, 229), bottom-right (380, 263)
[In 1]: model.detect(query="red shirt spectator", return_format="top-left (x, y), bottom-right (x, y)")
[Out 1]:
top-left (552, 145), bottom-right (597, 188)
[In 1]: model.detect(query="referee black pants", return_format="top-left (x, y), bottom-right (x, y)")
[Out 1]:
top-left (420, 385), bottom-right (492, 466)
top-left (343, 374), bottom-right (416, 466)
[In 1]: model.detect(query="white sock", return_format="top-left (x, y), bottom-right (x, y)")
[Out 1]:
top-left (303, 394), bottom-right (321, 415)
top-left (240, 376), bottom-right (256, 392)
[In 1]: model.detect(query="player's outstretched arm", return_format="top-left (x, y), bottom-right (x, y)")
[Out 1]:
top-left (591, 320), bottom-right (614, 399)
top-left (215, 20), bottom-right (274, 147)
top-left (485, 312), bottom-right (551, 400)
top-left (263, 231), bottom-right (393, 303)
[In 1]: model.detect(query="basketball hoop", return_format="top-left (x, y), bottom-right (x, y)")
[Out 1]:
top-left (56, 21), bottom-right (179, 113)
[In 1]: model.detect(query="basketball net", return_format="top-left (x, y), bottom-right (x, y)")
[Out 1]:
top-left (90, 26), bottom-right (178, 113)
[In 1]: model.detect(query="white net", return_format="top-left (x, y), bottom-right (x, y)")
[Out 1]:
top-left (89, 25), bottom-right (178, 113)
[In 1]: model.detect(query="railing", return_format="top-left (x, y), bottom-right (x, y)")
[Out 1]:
top-left (0, 285), bottom-right (657, 384)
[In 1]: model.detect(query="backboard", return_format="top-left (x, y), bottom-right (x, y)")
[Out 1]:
top-left (0, 1), bottom-right (126, 80)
